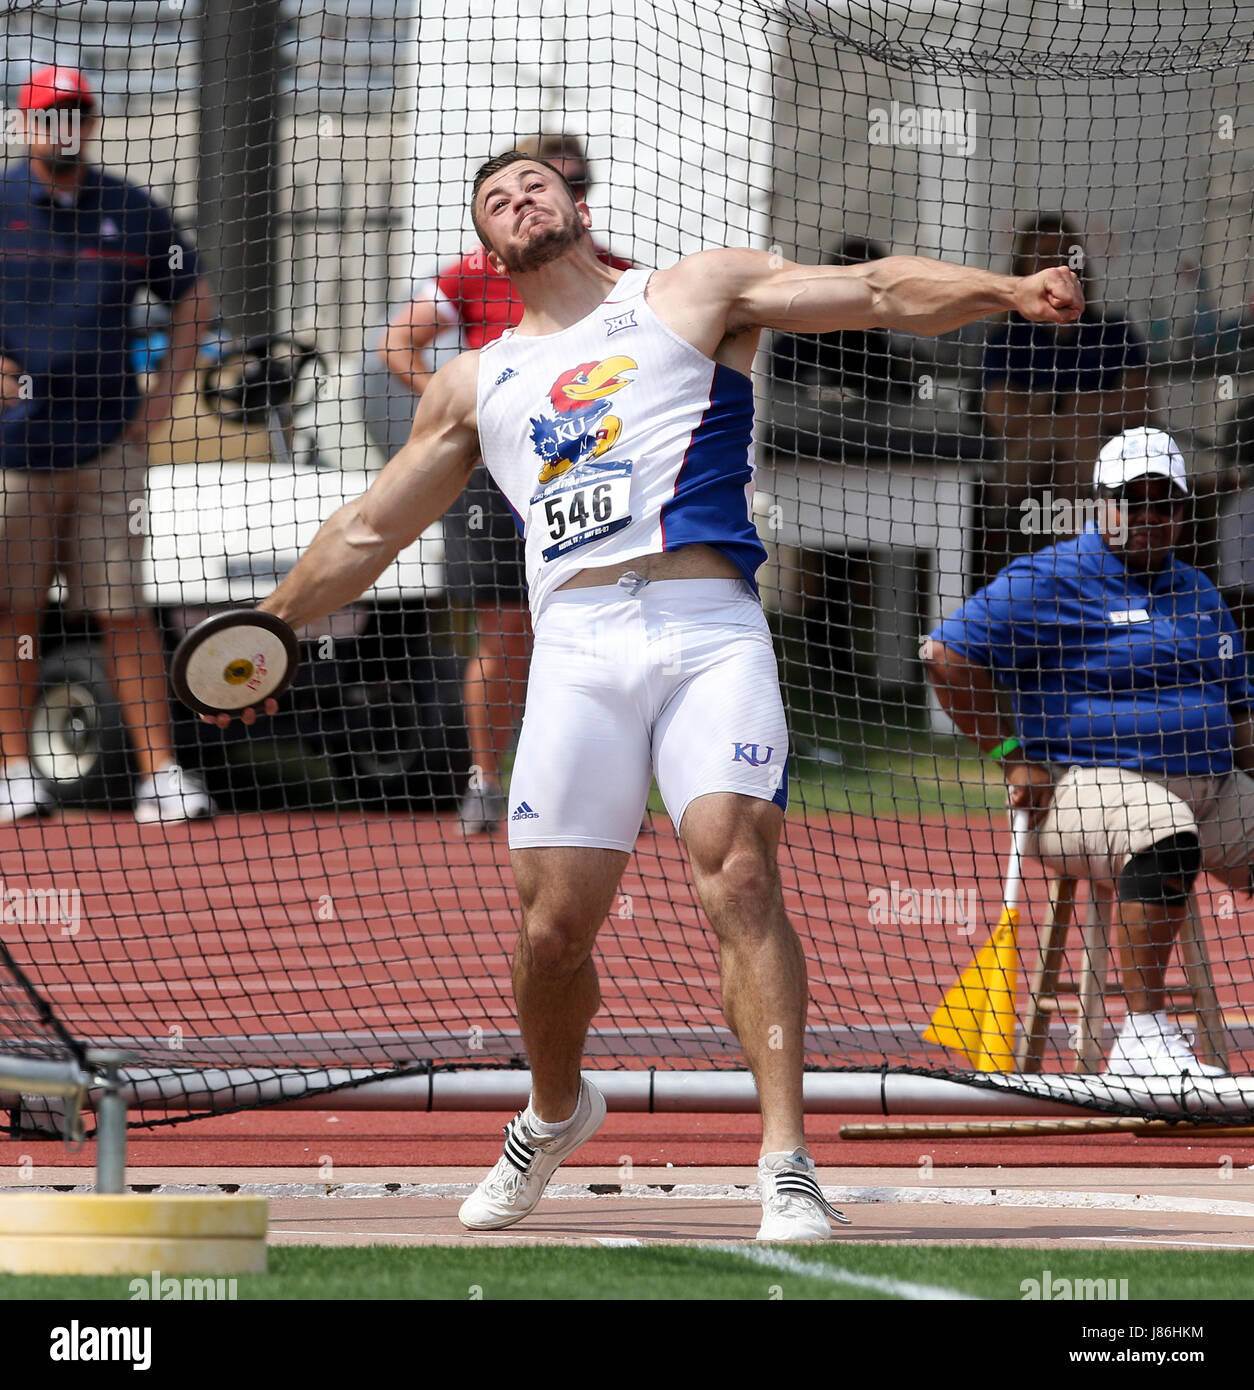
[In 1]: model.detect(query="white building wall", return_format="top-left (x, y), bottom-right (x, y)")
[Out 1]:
top-left (402, 0), bottom-right (776, 286)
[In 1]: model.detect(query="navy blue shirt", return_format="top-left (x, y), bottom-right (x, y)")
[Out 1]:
top-left (0, 161), bottom-right (200, 468)
top-left (983, 312), bottom-right (1147, 397)
top-left (930, 528), bottom-right (1254, 777)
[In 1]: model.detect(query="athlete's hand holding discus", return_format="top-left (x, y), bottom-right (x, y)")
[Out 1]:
top-left (170, 608), bottom-right (299, 727)
top-left (181, 350), bottom-right (483, 730)
top-left (200, 697), bottom-right (280, 729)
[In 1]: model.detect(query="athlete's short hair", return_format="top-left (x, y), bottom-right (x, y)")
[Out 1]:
top-left (470, 150), bottom-right (578, 249)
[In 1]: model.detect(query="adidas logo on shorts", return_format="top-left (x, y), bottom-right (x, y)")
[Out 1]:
top-left (511, 801), bottom-right (540, 821)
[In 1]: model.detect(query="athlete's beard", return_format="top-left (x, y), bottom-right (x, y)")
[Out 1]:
top-left (497, 205), bottom-right (585, 274)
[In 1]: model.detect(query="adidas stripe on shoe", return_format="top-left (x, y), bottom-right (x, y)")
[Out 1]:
top-left (757, 1148), bottom-right (850, 1242)
top-left (458, 1078), bottom-right (607, 1231)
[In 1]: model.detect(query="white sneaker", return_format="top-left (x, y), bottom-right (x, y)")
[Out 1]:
top-left (133, 765), bottom-right (217, 824)
top-left (458, 781), bottom-right (506, 836)
top-left (1104, 1011), bottom-right (1228, 1078)
top-left (0, 758), bottom-right (54, 824)
top-left (756, 1148), bottom-right (850, 1242)
top-left (459, 1078), bottom-right (607, 1231)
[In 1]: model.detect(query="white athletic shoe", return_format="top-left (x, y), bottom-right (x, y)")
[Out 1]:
top-left (1103, 1011), bottom-right (1228, 1078)
top-left (0, 758), bottom-right (54, 824)
top-left (459, 1078), bottom-right (607, 1231)
top-left (458, 781), bottom-right (506, 837)
top-left (756, 1148), bottom-right (850, 1242)
top-left (133, 765), bottom-right (216, 824)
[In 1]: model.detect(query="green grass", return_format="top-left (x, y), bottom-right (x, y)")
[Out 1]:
top-left (772, 641), bottom-right (1006, 819)
top-left (789, 746), bottom-right (1002, 820)
top-left (3, 1243), bottom-right (1253, 1301)
top-left (777, 678), bottom-right (1004, 821)
top-left (636, 658), bottom-right (1006, 824)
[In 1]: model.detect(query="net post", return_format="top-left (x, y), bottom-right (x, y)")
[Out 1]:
top-left (87, 1050), bottom-right (138, 1195)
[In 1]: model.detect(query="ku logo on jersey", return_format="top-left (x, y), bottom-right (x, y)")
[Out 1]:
top-left (529, 356), bottom-right (636, 486)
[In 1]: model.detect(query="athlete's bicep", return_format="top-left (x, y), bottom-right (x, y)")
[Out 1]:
top-left (665, 250), bottom-right (878, 340)
top-left (358, 355), bottom-right (480, 546)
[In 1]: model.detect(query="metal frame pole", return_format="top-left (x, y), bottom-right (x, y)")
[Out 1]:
top-left (87, 1052), bottom-right (133, 1194)
top-left (198, 0), bottom-right (283, 341)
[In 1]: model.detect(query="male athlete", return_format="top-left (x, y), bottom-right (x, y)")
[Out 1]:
top-left (239, 154), bottom-right (1083, 1239)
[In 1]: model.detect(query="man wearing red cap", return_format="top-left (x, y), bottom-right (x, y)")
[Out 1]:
top-left (0, 65), bottom-right (215, 822)
top-left (16, 64), bottom-right (95, 117)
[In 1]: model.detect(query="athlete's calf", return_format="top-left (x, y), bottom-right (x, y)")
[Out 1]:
top-left (682, 792), bottom-right (808, 1156)
top-left (510, 844), bottom-right (627, 1121)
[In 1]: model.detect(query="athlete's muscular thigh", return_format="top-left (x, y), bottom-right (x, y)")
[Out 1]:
top-left (681, 792), bottom-right (785, 935)
top-left (511, 845), bottom-right (628, 973)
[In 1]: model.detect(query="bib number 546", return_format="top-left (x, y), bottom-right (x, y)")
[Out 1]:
top-left (544, 482), bottom-right (614, 539)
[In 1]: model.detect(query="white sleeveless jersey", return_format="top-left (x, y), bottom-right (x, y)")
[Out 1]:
top-left (475, 268), bottom-right (767, 619)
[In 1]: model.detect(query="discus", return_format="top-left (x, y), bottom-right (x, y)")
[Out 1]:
top-left (169, 609), bottom-right (299, 717)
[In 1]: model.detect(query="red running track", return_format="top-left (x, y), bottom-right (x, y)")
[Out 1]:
top-left (3, 1109), bottom-right (1254, 1171)
top-left (1, 806), bottom-right (1252, 1111)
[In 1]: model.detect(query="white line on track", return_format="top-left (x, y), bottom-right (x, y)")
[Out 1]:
top-left (716, 1244), bottom-right (980, 1300)
top-left (18, 1181), bottom-right (1254, 1223)
top-left (268, 1228), bottom-right (544, 1241)
top-left (821, 1185), bottom-right (1254, 1221)
top-left (265, 1227), bottom-right (974, 1291)
top-left (1073, 1236), bottom-right (1254, 1251)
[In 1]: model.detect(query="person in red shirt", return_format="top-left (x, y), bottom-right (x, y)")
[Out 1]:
top-left (379, 135), bottom-right (629, 834)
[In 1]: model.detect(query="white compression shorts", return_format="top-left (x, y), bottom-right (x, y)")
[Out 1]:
top-left (507, 575), bottom-right (789, 852)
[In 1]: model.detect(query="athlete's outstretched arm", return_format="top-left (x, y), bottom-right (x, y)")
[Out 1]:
top-left (693, 248), bottom-right (1083, 339)
top-left (258, 351), bottom-right (479, 631)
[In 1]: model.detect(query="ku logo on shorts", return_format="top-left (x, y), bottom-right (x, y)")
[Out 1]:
top-left (733, 743), bottom-right (774, 766)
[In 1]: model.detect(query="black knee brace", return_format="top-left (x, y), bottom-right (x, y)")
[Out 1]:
top-left (1117, 832), bottom-right (1201, 906)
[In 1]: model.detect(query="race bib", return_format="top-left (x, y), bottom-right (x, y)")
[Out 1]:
top-left (534, 460), bottom-right (633, 562)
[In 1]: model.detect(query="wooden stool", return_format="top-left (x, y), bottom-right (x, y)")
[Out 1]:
top-left (1016, 875), bottom-right (1227, 1074)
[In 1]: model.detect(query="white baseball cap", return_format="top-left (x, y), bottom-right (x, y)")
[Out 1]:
top-left (1093, 427), bottom-right (1189, 495)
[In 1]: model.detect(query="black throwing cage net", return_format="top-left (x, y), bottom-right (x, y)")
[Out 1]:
top-left (3, 0), bottom-right (1254, 1131)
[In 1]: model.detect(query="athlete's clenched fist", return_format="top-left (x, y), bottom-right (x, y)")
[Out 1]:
top-left (1013, 265), bottom-right (1084, 324)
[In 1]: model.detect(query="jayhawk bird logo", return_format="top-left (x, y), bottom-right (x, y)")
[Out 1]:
top-left (529, 356), bottom-right (636, 485)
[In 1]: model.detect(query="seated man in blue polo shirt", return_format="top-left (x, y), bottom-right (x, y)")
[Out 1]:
top-left (0, 65), bottom-right (215, 822)
top-left (924, 427), bottom-right (1254, 1077)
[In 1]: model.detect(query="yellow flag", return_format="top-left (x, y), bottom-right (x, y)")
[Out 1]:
top-left (923, 908), bottom-right (1020, 1072)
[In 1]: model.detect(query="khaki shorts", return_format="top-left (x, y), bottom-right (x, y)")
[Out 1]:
top-left (0, 442), bottom-right (148, 614)
top-left (1032, 764), bottom-right (1254, 894)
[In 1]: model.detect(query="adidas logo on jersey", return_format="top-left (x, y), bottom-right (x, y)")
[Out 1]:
top-left (511, 801), bottom-right (540, 821)
top-left (495, 367), bottom-right (518, 386)
top-left (604, 309), bottom-right (637, 336)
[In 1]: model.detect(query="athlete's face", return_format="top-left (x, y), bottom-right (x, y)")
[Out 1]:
top-left (476, 162), bottom-right (589, 274)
